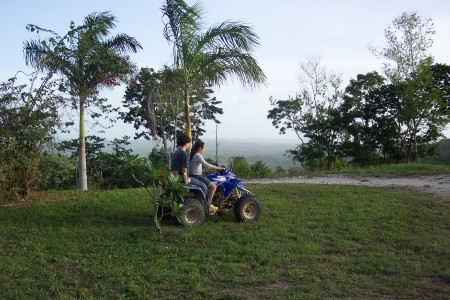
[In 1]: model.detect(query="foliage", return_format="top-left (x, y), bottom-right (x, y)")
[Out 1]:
top-left (227, 155), bottom-right (272, 178)
top-left (38, 153), bottom-right (77, 190)
top-left (121, 67), bottom-right (184, 164)
top-left (369, 11), bottom-right (435, 82)
top-left (250, 160), bottom-right (272, 178)
top-left (228, 155), bottom-right (251, 178)
top-left (340, 71), bottom-right (388, 166)
top-left (55, 135), bottom-right (139, 189)
top-left (121, 67), bottom-right (223, 165)
top-left (268, 13), bottom-right (450, 168)
top-left (425, 139), bottom-right (450, 165)
top-left (430, 63), bottom-right (450, 110)
top-left (161, 0), bottom-right (266, 139)
top-left (148, 146), bottom-right (171, 169)
top-left (0, 74), bottom-right (64, 200)
top-left (123, 155), bottom-right (186, 233)
top-left (24, 11), bottom-right (142, 190)
top-left (1, 185), bottom-right (449, 298)
top-left (340, 64), bottom-right (450, 166)
top-left (368, 12), bottom-right (447, 163)
top-left (268, 56), bottom-right (343, 170)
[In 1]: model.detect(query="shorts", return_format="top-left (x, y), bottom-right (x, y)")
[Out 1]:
top-left (190, 175), bottom-right (211, 186)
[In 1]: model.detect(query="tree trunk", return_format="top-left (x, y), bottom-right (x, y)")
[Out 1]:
top-left (162, 129), bottom-right (170, 169)
top-left (184, 90), bottom-right (192, 158)
top-left (78, 96), bottom-right (88, 190)
top-left (215, 123), bottom-right (219, 164)
top-left (184, 92), bottom-right (192, 139)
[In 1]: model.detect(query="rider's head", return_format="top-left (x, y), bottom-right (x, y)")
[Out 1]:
top-left (190, 140), bottom-right (205, 160)
top-left (177, 134), bottom-right (191, 147)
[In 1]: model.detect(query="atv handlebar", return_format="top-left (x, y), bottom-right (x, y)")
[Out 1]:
top-left (218, 166), bottom-right (227, 175)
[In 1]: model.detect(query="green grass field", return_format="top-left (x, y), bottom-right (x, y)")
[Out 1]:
top-left (1, 184), bottom-right (449, 299)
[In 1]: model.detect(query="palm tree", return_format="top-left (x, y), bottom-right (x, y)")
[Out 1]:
top-left (161, 0), bottom-right (266, 139)
top-left (24, 11), bottom-right (142, 190)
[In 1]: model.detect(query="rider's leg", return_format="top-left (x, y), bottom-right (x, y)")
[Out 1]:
top-left (207, 182), bottom-right (217, 203)
top-left (188, 176), bottom-right (208, 204)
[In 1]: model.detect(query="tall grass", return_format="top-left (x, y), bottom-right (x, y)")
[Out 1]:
top-left (1, 185), bottom-right (449, 299)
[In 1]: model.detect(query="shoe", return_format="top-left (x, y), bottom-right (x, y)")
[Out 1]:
top-left (209, 204), bottom-right (218, 215)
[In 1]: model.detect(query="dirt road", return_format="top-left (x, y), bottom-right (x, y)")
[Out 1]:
top-left (249, 174), bottom-right (450, 198)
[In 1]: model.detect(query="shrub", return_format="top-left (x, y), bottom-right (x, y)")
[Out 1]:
top-left (228, 155), bottom-right (251, 178)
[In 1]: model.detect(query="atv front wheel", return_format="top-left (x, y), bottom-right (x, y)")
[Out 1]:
top-left (234, 195), bottom-right (262, 222)
top-left (175, 198), bottom-right (205, 227)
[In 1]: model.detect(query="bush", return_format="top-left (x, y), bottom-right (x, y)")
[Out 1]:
top-left (0, 76), bottom-right (63, 200)
top-left (39, 153), bottom-right (77, 190)
top-left (251, 160), bottom-right (272, 178)
top-left (228, 155), bottom-right (251, 178)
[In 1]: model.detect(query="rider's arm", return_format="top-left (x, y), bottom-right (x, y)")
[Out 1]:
top-left (181, 167), bottom-right (190, 184)
top-left (198, 154), bottom-right (223, 170)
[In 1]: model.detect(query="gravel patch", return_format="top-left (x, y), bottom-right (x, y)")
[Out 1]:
top-left (248, 174), bottom-right (450, 198)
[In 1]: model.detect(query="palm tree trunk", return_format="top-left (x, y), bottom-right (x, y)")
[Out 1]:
top-left (161, 129), bottom-right (170, 169)
top-left (184, 91), bottom-right (192, 139)
top-left (78, 96), bottom-right (88, 190)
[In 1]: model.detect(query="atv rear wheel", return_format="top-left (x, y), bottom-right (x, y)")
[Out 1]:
top-left (175, 198), bottom-right (205, 227)
top-left (234, 195), bottom-right (262, 222)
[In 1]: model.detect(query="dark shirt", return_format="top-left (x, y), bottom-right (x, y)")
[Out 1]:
top-left (170, 148), bottom-right (188, 175)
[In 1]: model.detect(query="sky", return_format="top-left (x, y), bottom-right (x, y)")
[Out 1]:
top-left (1, 0), bottom-right (449, 143)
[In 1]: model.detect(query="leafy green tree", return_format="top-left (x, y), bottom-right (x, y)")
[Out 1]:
top-left (121, 67), bottom-right (223, 167)
top-left (430, 63), bottom-right (450, 113)
top-left (369, 11), bottom-right (435, 83)
top-left (228, 155), bottom-right (251, 178)
top-left (39, 153), bottom-right (77, 190)
top-left (273, 166), bottom-right (287, 177)
top-left (369, 12), bottom-right (445, 162)
top-left (251, 161), bottom-right (272, 179)
top-left (148, 146), bottom-right (170, 169)
top-left (56, 135), bottom-right (137, 189)
top-left (122, 67), bottom-right (183, 165)
top-left (401, 59), bottom-right (449, 162)
top-left (161, 0), bottom-right (266, 140)
top-left (341, 76), bottom-right (407, 164)
top-left (340, 72), bottom-right (387, 166)
top-left (0, 74), bottom-right (64, 200)
top-left (268, 56), bottom-right (343, 169)
top-left (341, 65), bottom-right (449, 165)
top-left (124, 156), bottom-right (186, 234)
top-left (426, 138), bottom-right (450, 165)
top-left (24, 11), bottom-right (142, 190)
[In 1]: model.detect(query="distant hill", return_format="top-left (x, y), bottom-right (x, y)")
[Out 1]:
top-left (126, 138), bottom-right (299, 169)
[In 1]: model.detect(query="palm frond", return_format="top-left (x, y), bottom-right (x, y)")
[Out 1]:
top-left (196, 50), bottom-right (267, 89)
top-left (198, 21), bottom-right (260, 54)
top-left (162, 0), bottom-right (203, 66)
top-left (23, 40), bottom-right (47, 68)
top-left (83, 11), bottom-right (116, 36)
top-left (104, 34), bottom-right (143, 53)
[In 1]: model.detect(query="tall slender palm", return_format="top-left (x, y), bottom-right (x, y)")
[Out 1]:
top-left (24, 11), bottom-right (142, 190)
top-left (161, 0), bottom-right (266, 139)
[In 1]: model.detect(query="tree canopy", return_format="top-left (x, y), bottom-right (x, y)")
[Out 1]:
top-left (161, 0), bottom-right (266, 139)
top-left (24, 11), bottom-right (142, 190)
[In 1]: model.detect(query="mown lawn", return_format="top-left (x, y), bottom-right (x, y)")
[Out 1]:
top-left (1, 184), bottom-right (449, 299)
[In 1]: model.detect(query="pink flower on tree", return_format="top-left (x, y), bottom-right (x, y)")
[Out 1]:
top-left (105, 76), bottom-right (117, 85)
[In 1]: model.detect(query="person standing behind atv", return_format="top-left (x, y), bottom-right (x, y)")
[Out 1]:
top-left (189, 140), bottom-right (225, 213)
top-left (170, 135), bottom-right (213, 214)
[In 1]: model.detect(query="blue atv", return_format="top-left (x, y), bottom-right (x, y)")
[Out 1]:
top-left (175, 169), bottom-right (262, 227)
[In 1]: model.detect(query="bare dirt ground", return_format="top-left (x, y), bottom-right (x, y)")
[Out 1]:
top-left (249, 174), bottom-right (450, 199)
